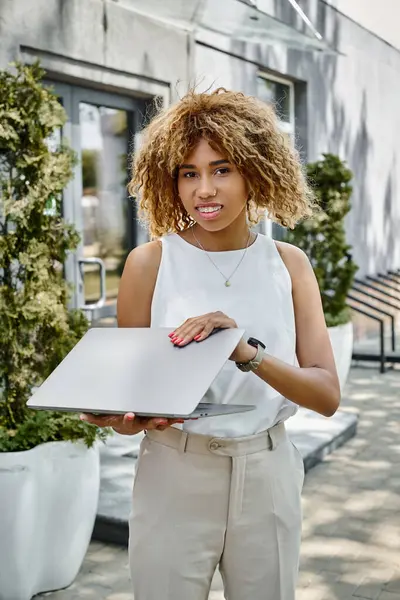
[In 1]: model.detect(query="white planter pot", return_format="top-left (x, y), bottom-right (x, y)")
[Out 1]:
top-left (328, 321), bottom-right (353, 392)
top-left (0, 440), bottom-right (100, 600)
top-left (101, 430), bottom-right (144, 458)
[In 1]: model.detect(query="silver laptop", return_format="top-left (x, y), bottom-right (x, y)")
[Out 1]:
top-left (27, 327), bottom-right (256, 419)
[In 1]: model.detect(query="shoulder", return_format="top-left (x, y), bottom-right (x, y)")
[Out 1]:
top-left (274, 240), bottom-right (311, 282)
top-left (124, 240), bottom-right (162, 275)
top-left (274, 241), bottom-right (320, 305)
top-left (121, 240), bottom-right (163, 292)
top-left (117, 240), bottom-right (162, 327)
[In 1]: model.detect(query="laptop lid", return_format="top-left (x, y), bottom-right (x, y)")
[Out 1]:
top-left (27, 327), bottom-right (245, 417)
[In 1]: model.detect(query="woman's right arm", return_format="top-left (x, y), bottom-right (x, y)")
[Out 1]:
top-left (80, 241), bottom-right (182, 434)
top-left (117, 240), bottom-right (162, 328)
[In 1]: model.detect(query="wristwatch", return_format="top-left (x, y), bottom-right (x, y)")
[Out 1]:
top-left (236, 337), bottom-right (266, 372)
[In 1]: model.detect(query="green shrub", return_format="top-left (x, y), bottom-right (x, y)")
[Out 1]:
top-left (0, 62), bottom-right (109, 452)
top-left (285, 154), bottom-right (358, 327)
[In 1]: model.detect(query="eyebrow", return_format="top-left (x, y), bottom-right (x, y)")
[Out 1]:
top-left (179, 159), bottom-right (231, 170)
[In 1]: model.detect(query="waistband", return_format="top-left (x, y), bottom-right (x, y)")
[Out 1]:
top-left (146, 421), bottom-right (286, 457)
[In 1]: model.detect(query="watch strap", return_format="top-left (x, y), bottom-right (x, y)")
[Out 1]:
top-left (249, 343), bottom-right (264, 371)
top-left (236, 343), bottom-right (264, 372)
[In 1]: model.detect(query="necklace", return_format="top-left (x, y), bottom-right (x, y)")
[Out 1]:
top-left (192, 228), bottom-right (253, 287)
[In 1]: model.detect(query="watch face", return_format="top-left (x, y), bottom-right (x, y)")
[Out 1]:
top-left (248, 337), bottom-right (266, 350)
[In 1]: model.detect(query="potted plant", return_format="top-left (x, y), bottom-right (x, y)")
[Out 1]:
top-left (285, 153), bottom-right (358, 391)
top-left (0, 62), bottom-right (108, 600)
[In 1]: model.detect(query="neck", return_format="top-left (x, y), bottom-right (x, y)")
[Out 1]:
top-left (192, 219), bottom-right (252, 252)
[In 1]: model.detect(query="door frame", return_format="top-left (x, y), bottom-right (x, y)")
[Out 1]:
top-left (46, 81), bottom-right (149, 313)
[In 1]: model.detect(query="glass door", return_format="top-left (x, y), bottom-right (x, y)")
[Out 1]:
top-left (48, 83), bottom-right (148, 324)
top-left (78, 100), bottom-right (131, 312)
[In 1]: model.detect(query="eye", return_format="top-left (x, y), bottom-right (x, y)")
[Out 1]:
top-left (183, 171), bottom-right (197, 179)
top-left (215, 167), bottom-right (230, 175)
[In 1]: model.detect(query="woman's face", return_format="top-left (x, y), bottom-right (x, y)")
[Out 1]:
top-left (177, 138), bottom-right (249, 232)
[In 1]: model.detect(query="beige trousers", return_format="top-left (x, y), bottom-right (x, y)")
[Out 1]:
top-left (129, 422), bottom-right (304, 600)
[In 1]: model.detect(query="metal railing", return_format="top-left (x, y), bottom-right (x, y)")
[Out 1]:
top-left (347, 292), bottom-right (395, 353)
top-left (354, 278), bottom-right (400, 302)
top-left (346, 301), bottom-right (386, 373)
top-left (365, 275), bottom-right (400, 294)
top-left (378, 272), bottom-right (400, 285)
top-left (348, 267), bottom-right (400, 372)
top-left (78, 258), bottom-right (117, 325)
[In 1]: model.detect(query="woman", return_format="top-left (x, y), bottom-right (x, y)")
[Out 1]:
top-left (82, 88), bottom-right (340, 600)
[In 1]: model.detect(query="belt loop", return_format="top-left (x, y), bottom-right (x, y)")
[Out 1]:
top-left (178, 430), bottom-right (188, 453)
top-left (268, 425), bottom-right (277, 451)
top-left (268, 422), bottom-right (285, 451)
top-left (267, 430), bottom-right (274, 451)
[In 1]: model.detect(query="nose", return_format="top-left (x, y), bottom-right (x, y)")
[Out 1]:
top-left (197, 175), bottom-right (216, 199)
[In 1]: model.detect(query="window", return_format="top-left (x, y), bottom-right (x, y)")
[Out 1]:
top-left (256, 73), bottom-right (295, 239)
top-left (256, 73), bottom-right (295, 136)
top-left (79, 102), bottom-right (131, 304)
top-left (45, 82), bottom-right (148, 318)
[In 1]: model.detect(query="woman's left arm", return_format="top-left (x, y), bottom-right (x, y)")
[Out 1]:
top-left (170, 242), bottom-right (341, 417)
top-left (252, 242), bottom-right (341, 417)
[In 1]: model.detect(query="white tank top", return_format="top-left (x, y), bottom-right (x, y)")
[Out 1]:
top-left (151, 233), bottom-right (298, 437)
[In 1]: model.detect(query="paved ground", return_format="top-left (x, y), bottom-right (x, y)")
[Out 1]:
top-left (37, 366), bottom-right (400, 600)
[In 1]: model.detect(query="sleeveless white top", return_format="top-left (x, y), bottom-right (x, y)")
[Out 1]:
top-left (151, 233), bottom-right (298, 437)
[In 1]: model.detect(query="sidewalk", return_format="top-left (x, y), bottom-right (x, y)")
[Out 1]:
top-left (37, 366), bottom-right (400, 600)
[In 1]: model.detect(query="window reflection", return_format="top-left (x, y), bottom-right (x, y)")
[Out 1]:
top-left (79, 103), bottom-right (130, 304)
top-left (257, 77), bottom-right (291, 123)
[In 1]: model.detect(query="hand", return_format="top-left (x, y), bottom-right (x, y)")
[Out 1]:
top-left (169, 311), bottom-right (257, 363)
top-left (79, 412), bottom-right (185, 435)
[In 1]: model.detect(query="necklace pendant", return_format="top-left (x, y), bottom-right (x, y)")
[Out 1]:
top-left (225, 280), bottom-right (231, 287)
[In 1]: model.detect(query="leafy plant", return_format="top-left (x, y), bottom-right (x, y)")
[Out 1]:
top-left (285, 154), bottom-right (358, 327)
top-left (0, 61), bottom-right (108, 452)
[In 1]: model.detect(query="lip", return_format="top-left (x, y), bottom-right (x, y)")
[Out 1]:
top-left (195, 202), bottom-right (223, 208)
top-left (195, 204), bottom-right (223, 221)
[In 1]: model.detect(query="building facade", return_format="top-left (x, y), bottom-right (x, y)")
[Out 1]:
top-left (0, 0), bottom-right (398, 320)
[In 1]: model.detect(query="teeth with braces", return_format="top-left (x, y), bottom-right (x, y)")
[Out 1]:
top-left (197, 206), bottom-right (222, 213)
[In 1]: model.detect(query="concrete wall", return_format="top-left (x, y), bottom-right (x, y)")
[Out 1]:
top-left (195, 2), bottom-right (400, 276)
top-left (0, 0), bottom-right (191, 309)
top-left (1, 0), bottom-right (399, 276)
top-left (0, 0), bottom-right (189, 101)
top-left (323, 0), bottom-right (400, 50)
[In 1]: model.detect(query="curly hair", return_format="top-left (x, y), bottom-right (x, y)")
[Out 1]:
top-left (129, 88), bottom-right (314, 238)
